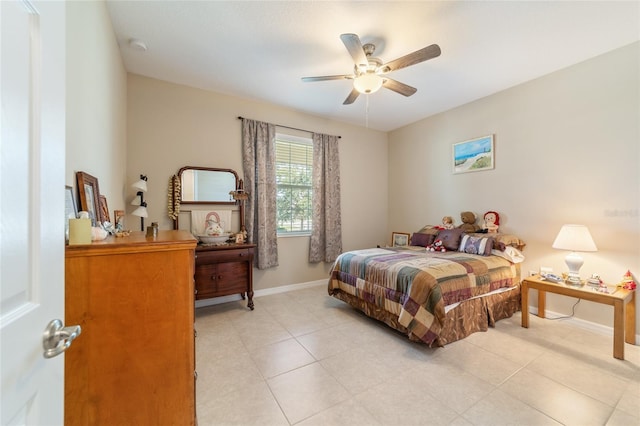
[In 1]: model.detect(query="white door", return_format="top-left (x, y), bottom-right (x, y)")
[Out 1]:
top-left (1, 0), bottom-right (67, 424)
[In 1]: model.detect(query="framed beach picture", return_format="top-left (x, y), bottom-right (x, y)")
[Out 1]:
top-left (453, 134), bottom-right (494, 174)
top-left (391, 232), bottom-right (410, 247)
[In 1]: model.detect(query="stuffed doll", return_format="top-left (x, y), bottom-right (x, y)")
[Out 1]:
top-left (442, 216), bottom-right (455, 230)
top-left (483, 211), bottom-right (500, 233)
top-left (427, 239), bottom-right (447, 252)
top-left (458, 211), bottom-right (480, 233)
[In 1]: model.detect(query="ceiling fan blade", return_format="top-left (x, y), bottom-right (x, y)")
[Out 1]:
top-left (343, 88), bottom-right (360, 105)
top-left (380, 44), bottom-right (441, 73)
top-left (302, 75), bottom-right (352, 82)
top-left (382, 78), bottom-right (417, 97)
top-left (340, 33), bottom-right (368, 68)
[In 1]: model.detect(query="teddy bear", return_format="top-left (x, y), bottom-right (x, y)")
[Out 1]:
top-left (458, 211), bottom-right (480, 233)
top-left (427, 239), bottom-right (447, 252)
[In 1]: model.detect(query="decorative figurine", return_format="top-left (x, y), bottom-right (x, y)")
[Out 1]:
top-left (620, 270), bottom-right (637, 290)
top-left (587, 273), bottom-right (602, 288)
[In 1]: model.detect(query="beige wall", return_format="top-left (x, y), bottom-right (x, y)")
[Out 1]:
top-left (126, 75), bottom-right (388, 290)
top-left (388, 42), bottom-right (640, 328)
top-left (66, 0), bottom-right (127, 213)
top-left (65, 2), bottom-right (638, 329)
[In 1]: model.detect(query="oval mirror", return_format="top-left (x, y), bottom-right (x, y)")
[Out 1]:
top-left (178, 166), bottom-right (238, 204)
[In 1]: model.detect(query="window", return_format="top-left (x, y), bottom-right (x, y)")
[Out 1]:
top-left (275, 134), bottom-right (313, 235)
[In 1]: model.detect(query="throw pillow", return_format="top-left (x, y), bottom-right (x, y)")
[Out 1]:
top-left (411, 232), bottom-right (435, 247)
top-left (458, 235), bottom-right (494, 256)
top-left (436, 228), bottom-right (464, 251)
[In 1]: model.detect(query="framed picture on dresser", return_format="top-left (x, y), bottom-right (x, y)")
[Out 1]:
top-left (76, 171), bottom-right (101, 226)
top-left (99, 195), bottom-right (110, 223)
top-left (65, 185), bottom-right (78, 240)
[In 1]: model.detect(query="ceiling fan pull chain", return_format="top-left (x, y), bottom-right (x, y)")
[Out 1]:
top-left (365, 94), bottom-right (370, 128)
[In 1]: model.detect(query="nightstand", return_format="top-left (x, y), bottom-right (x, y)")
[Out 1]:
top-left (521, 275), bottom-right (636, 360)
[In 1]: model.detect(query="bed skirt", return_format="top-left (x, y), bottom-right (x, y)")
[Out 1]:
top-left (329, 284), bottom-right (521, 347)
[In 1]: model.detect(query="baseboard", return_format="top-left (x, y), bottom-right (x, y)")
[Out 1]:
top-left (194, 279), bottom-right (326, 309)
top-left (254, 279), bottom-right (326, 297)
top-left (528, 306), bottom-right (638, 344)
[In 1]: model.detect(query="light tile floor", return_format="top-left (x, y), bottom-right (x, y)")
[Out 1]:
top-left (195, 285), bottom-right (640, 425)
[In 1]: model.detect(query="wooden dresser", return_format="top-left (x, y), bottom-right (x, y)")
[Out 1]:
top-left (195, 243), bottom-right (256, 309)
top-left (65, 230), bottom-right (197, 426)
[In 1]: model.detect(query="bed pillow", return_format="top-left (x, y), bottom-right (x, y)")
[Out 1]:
top-left (494, 233), bottom-right (526, 251)
top-left (491, 246), bottom-right (525, 263)
top-left (415, 226), bottom-right (440, 236)
top-left (436, 228), bottom-right (464, 251)
top-left (458, 235), bottom-right (494, 256)
top-left (411, 232), bottom-right (435, 247)
top-left (468, 232), bottom-right (526, 251)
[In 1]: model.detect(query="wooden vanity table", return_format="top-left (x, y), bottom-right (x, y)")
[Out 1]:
top-left (195, 243), bottom-right (256, 309)
top-left (171, 165), bottom-right (256, 309)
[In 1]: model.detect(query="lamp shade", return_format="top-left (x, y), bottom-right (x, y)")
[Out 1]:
top-left (353, 73), bottom-right (383, 94)
top-left (131, 205), bottom-right (148, 218)
top-left (552, 224), bottom-right (597, 252)
top-left (131, 175), bottom-right (148, 192)
top-left (130, 197), bottom-right (141, 206)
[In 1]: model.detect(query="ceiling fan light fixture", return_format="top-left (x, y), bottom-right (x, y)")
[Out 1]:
top-left (353, 73), bottom-right (383, 94)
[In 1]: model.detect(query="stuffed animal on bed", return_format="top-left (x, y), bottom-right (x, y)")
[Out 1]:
top-left (483, 211), bottom-right (500, 233)
top-left (458, 211), bottom-right (480, 233)
top-left (442, 216), bottom-right (455, 229)
top-left (427, 239), bottom-right (447, 252)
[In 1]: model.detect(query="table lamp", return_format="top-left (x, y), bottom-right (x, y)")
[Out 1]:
top-left (552, 224), bottom-right (597, 286)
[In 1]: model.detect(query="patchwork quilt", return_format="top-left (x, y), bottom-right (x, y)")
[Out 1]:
top-left (328, 247), bottom-right (519, 345)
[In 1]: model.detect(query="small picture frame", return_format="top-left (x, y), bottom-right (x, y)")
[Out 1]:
top-left (235, 233), bottom-right (244, 244)
top-left (76, 171), bottom-right (101, 226)
top-left (99, 195), bottom-right (110, 223)
top-left (114, 210), bottom-right (125, 230)
top-left (453, 134), bottom-right (494, 174)
top-left (65, 185), bottom-right (78, 240)
top-left (391, 232), bottom-right (410, 247)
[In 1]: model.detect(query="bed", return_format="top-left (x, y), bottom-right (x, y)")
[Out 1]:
top-left (328, 229), bottom-right (524, 347)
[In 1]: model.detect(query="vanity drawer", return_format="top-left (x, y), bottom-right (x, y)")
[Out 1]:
top-left (196, 248), bottom-right (252, 265)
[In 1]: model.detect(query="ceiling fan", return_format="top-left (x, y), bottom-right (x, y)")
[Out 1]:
top-left (302, 33), bottom-right (441, 105)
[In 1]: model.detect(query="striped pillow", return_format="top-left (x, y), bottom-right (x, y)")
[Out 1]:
top-left (458, 235), bottom-right (493, 256)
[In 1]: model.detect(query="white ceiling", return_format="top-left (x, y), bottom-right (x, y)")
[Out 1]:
top-left (105, 1), bottom-right (639, 132)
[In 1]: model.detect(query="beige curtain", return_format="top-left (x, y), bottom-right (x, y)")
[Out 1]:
top-left (241, 118), bottom-right (279, 269)
top-left (309, 133), bottom-right (342, 263)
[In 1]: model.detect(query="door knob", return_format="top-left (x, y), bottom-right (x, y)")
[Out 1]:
top-left (42, 319), bottom-right (81, 359)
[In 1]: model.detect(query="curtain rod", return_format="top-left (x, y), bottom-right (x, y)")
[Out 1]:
top-left (237, 116), bottom-right (341, 139)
